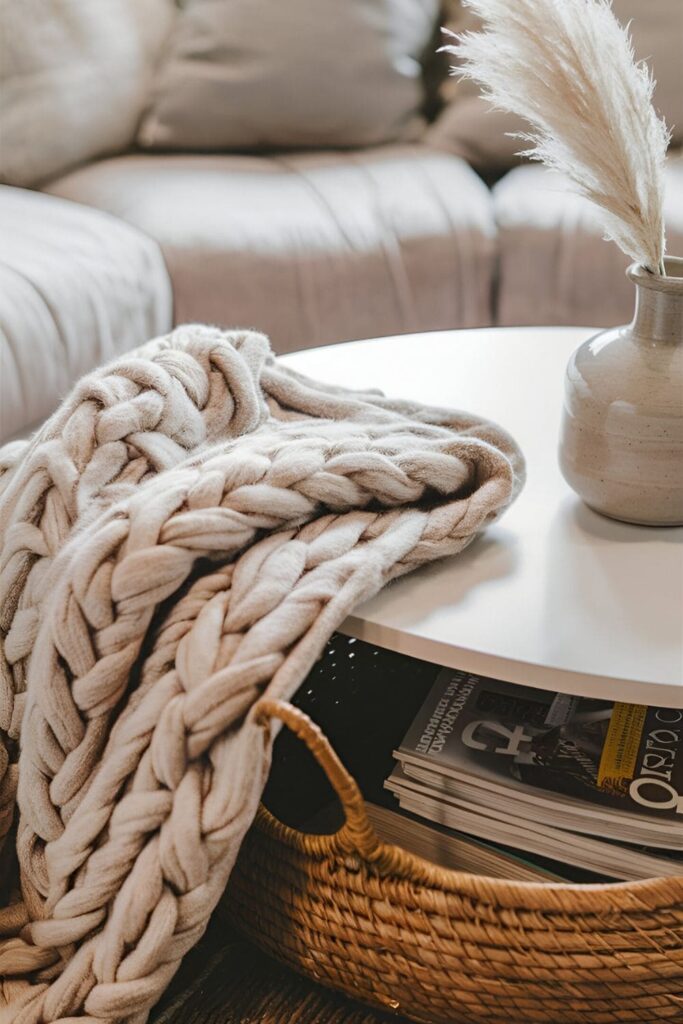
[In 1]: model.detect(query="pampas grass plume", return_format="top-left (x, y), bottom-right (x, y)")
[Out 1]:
top-left (444, 0), bottom-right (670, 274)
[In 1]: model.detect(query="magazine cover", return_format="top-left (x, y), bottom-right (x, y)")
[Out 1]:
top-left (398, 670), bottom-right (683, 820)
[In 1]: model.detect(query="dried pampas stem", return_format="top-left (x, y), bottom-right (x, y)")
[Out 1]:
top-left (444, 0), bottom-right (670, 275)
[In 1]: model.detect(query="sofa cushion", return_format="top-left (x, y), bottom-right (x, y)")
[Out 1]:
top-left (45, 147), bottom-right (497, 351)
top-left (137, 0), bottom-right (438, 152)
top-left (0, 0), bottom-right (175, 188)
top-left (0, 187), bottom-right (172, 441)
top-left (492, 152), bottom-right (683, 328)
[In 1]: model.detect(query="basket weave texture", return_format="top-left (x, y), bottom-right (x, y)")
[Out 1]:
top-left (226, 700), bottom-right (683, 1024)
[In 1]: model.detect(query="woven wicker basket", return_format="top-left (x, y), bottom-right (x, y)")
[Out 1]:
top-left (226, 699), bottom-right (683, 1024)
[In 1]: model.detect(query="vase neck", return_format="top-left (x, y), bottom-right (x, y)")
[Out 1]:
top-left (629, 261), bottom-right (683, 345)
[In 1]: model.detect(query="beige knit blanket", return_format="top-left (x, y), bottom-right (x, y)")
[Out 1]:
top-left (0, 327), bottom-right (524, 1023)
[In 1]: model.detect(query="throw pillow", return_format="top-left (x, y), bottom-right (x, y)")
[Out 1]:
top-left (425, 0), bottom-right (683, 176)
top-left (137, 0), bottom-right (439, 151)
top-left (0, 0), bottom-right (175, 188)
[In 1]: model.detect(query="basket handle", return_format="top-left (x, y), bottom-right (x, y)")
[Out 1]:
top-left (255, 698), bottom-right (382, 860)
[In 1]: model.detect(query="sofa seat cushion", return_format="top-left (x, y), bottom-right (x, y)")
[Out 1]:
top-left (44, 147), bottom-right (497, 352)
top-left (0, 186), bottom-right (172, 442)
top-left (493, 154), bottom-right (683, 328)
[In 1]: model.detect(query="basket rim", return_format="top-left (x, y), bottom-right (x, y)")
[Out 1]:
top-left (255, 697), bottom-right (683, 914)
top-left (254, 803), bottom-right (683, 912)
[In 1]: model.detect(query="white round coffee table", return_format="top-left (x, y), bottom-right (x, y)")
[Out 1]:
top-left (283, 328), bottom-right (683, 709)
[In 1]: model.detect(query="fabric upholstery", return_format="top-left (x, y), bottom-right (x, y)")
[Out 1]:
top-left (137, 0), bottom-right (438, 152)
top-left (425, 0), bottom-right (683, 175)
top-left (0, 186), bottom-right (173, 441)
top-left (0, 0), bottom-right (175, 188)
top-left (493, 152), bottom-right (683, 327)
top-left (46, 148), bottom-right (497, 351)
top-left (614, 0), bottom-right (683, 144)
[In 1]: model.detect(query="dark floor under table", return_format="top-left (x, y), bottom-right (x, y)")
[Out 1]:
top-left (150, 918), bottom-right (411, 1024)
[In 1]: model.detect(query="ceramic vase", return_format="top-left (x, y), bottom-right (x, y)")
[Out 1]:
top-left (559, 256), bottom-right (683, 526)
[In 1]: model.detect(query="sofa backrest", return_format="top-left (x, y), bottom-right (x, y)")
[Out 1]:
top-left (136, 0), bottom-right (440, 153)
top-left (0, 0), bottom-right (175, 188)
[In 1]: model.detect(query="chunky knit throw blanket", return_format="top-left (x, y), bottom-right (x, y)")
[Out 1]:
top-left (0, 327), bottom-right (524, 1023)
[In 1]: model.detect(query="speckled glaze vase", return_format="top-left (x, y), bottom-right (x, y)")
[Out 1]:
top-left (559, 256), bottom-right (683, 526)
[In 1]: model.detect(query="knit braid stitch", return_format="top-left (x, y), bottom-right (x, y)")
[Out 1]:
top-left (0, 327), bottom-right (524, 1022)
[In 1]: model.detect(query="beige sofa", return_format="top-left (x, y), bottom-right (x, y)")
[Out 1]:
top-left (1, 1), bottom-right (682, 443)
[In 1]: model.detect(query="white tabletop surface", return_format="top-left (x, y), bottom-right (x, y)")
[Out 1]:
top-left (283, 328), bottom-right (683, 709)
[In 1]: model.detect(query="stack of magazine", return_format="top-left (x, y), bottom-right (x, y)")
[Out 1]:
top-left (380, 669), bottom-right (683, 882)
